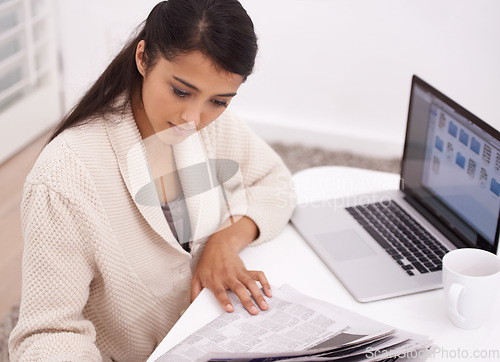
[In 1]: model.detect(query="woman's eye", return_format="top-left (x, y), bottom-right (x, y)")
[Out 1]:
top-left (212, 99), bottom-right (228, 108)
top-left (172, 87), bottom-right (190, 98)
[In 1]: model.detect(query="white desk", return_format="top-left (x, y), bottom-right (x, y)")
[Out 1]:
top-left (149, 166), bottom-right (500, 362)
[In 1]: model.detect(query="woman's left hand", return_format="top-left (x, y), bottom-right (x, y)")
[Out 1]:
top-left (190, 217), bottom-right (272, 315)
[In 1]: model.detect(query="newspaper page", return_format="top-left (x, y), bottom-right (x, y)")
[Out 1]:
top-left (199, 286), bottom-right (433, 361)
top-left (156, 291), bottom-right (349, 361)
top-left (155, 285), bottom-right (397, 362)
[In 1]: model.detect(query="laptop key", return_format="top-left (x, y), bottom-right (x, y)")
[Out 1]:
top-left (413, 251), bottom-right (424, 258)
top-left (402, 251), bottom-right (413, 258)
top-left (362, 225), bottom-right (392, 250)
top-left (411, 261), bottom-right (429, 274)
top-left (435, 251), bottom-right (446, 258)
top-left (395, 246), bottom-right (407, 253)
top-left (386, 248), bottom-right (400, 256)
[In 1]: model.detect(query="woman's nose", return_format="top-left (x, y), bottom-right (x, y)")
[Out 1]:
top-left (180, 104), bottom-right (202, 129)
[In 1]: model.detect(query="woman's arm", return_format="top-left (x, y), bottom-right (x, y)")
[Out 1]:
top-left (191, 216), bottom-right (272, 315)
top-left (191, 111), bottom-right (297, 314)
top-left (9, 183), bottom-right (101, 361)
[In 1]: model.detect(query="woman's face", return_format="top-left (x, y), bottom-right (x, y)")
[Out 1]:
top-left (133, 40), bottom-right (244, 144)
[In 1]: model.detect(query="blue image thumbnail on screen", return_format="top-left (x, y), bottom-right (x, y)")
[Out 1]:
top-left (459, 129), bottom-right (469, 146)
top-left (435, 136), bottom-right (444, 152)
top-left (448, 121), bottom-right (458, 137)
top-left (456, 152), bottom-right (466, 169)
top-left (491, 178), bottom-right (500, 197)
top-left (470, 137), bottom-right (481, 155)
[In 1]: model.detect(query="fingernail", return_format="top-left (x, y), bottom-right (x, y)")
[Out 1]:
top-left (260, 300), bottom-right (269, 310)
top-left (226, 304), bottom-right (234, 313)
top-left (250, 306), bottom-right (258, 314)
top-left (267, 289), bottom-right (273, 297)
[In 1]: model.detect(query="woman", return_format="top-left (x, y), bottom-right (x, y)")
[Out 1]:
top-left (9, 0), bottom-right (296, 360)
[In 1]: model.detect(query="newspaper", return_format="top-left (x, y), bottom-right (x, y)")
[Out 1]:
top-left (154, 285), bottom-right (433, 362)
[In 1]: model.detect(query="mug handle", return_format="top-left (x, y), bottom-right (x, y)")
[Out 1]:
top-left (448, 283), bottom-right (466, 325)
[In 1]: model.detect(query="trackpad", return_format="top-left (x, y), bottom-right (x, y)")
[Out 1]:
top-left (315, 229), bottom-right (376, 261)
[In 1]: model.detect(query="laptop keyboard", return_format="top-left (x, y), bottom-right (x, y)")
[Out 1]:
top-left (346, 201), bottom-right (449, 276)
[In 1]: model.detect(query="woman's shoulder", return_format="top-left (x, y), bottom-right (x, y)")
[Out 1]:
top-left (26, 120), bottom-right (109, 189)
top-left (205, 108), bottom-right (251, 138)
top-left (212, 108), bottom-right (242, 126)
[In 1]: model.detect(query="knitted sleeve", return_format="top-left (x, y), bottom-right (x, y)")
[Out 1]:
top-left (212, 111), bottom-right (297, 245)
top-left (8, 182), bottom-right (101, 361)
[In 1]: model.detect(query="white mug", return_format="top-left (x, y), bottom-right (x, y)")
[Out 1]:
top-left (442, 248), bottom-right (500, 329)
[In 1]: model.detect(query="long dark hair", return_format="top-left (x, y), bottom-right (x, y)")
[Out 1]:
top-left (48, 0), bottom-right (258, 143)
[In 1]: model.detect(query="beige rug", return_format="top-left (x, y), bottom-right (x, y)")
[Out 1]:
top-left (0, 142), bottom-right (400, 361)
top-left (271, 142), bottom-right (400, 174)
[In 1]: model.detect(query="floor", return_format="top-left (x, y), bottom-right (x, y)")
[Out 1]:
top-left (0, 130), bottom-right (52, 320)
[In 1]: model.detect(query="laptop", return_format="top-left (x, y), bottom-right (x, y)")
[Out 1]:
top-left (291, 75), bottom-right (500, 302)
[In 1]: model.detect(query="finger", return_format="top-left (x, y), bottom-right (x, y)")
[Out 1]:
top-left (230, 281), bottom-right (260, 315)
top-left (212, 285), bottom-right (234, 313)
top-left (243, 275), bottom-right (269, 311)
top-left (190, 277), bottom-right (204, 303)
top-left (250, 270), bottom-right (272, 298)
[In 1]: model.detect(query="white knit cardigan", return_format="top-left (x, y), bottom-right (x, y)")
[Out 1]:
top-left (9, 106), bottom-right (296, 361)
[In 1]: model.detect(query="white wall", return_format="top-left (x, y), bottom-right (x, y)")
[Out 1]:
top-left (56, 1), bottom-right (155, 105)
top-left (57, 0), bottom-right (500, 158)
top-left (0, 0), bottom-right (63, 164)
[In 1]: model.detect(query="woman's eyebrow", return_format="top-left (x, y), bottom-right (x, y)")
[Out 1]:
top-left (217, 92), bottom-right (237, 98)
top-left (173, 76), bottom-right (199, 91)
top-left (173, 75), bottom-right (237, 98)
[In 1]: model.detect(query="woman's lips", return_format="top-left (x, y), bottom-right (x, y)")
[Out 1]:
top-left (168, 122), bottom-right (195, 136)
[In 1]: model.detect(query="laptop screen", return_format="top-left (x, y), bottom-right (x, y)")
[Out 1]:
top-left (401, 76), bottom-right (500, 253)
